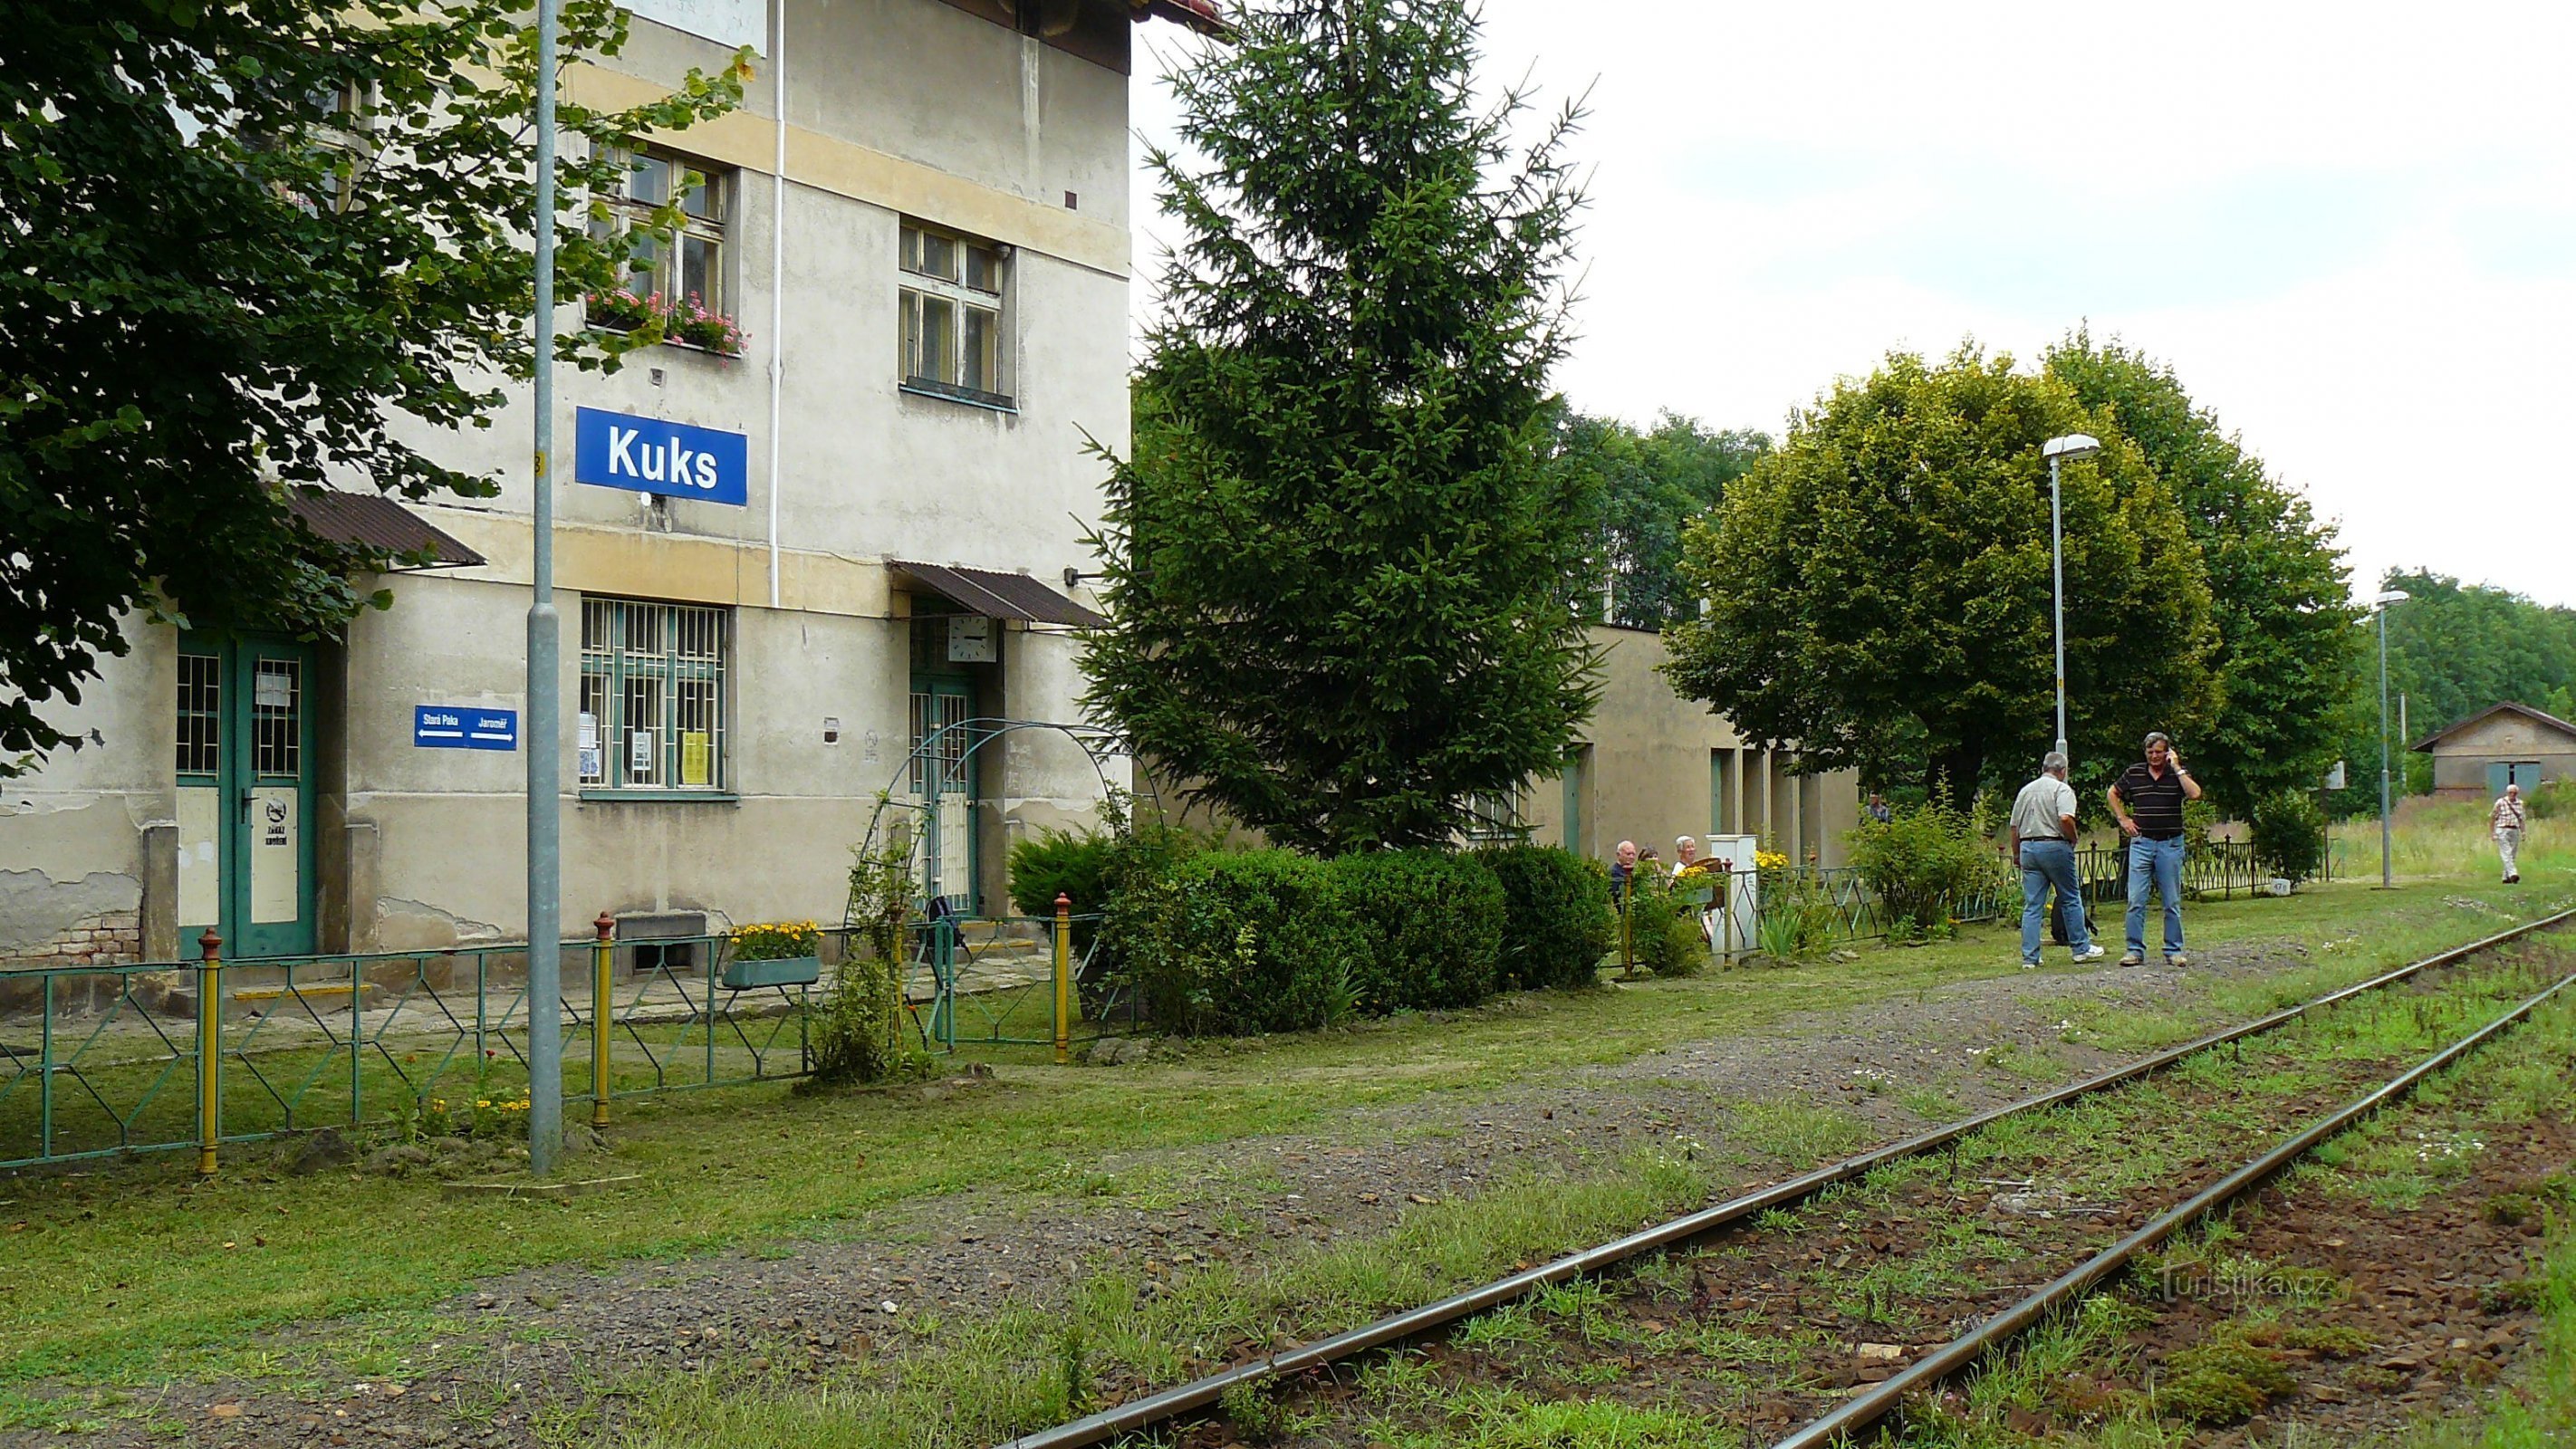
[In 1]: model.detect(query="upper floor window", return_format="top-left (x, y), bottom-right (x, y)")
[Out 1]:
top-left (899, 221), bottom-right (1011, 408)
top-left (586, 150), bottom-right (743, 354)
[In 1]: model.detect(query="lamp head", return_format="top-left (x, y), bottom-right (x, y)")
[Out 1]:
top-left (2373, 589), bottom-right (2411, 606)
top-left (2041, 434), bottom-right (2102, 461)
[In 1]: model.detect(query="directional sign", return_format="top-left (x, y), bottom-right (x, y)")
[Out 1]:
top-left (573, 407), bottom-right (749, 507)
top-left (415, 705), bottom-right (519, 752)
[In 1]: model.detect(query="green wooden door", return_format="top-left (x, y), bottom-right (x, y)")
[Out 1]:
top-left (176, 635), bottom-right (318, 958)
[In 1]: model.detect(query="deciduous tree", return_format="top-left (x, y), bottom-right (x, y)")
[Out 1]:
top-left (1662, 345), bottom-right (2219, 802)
top-left (1555, 408), bottom-right (1768, 629)
top-left (1084, 0), bottom-right (1598, 851)
top-left (2043, 333), bottom-right (2358, 814)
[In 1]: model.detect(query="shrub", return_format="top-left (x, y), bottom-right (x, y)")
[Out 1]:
top-left (1330, 849), bottom-right (1505, 1010)
top-left (2248, 790), bottom-right (2327, 886)
top-left (812, 820), bottom-right (927, 1087)
top-left (1621, 872), bottom-right (1706, 977)
top-left (1848, 803), bottom-right (1996, 939)
top-left (1477, 843), bottom-right (1614, 990)
top-left (1009, 794), bottom-right (1207, 973)
top-left (1113, 849), bottom-right (1366, 1035)
top-left (1754, 870), bottom-right (1840, 961)
top-left (2527, 780), bottom-right (2575, 820)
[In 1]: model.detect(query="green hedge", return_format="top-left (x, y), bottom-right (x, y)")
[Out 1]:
top-left (1008, 811), bottom-right (1206, 971)
top-left (1331, 849), bottom-right (1504, 1011)
top-left (1479, 843), bottom-right (1615, 989)
top-left (1113, 850), bottom-right (1366, 1035)
top-left (1109, 842), bottom-right (1613, 1035)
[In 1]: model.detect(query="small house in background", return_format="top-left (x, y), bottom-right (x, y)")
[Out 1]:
top-left (2409, 702), bottom-right (2576, 798)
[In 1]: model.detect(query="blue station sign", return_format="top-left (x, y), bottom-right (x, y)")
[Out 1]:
top-left (414, 705), bottom-right (519, 752)
top-left (572, 407), bottom-right (749, 507)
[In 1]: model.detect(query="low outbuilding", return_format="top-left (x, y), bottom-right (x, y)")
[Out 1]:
top-left (2409, 701), bottom-right (2576, 798)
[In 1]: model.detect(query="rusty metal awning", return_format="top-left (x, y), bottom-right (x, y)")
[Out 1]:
top-left (1129, 0), bottom-right (1228, 34)
top-left (284, 490), bottom-right (486, 570)
top-left (891, 561), bottom-right (1106, 629)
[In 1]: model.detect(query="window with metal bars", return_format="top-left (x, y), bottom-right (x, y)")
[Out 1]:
top-left (178, 652), bottom-right (221, 776)
top-left (579, 598), bottom-right (729, 792)
top-left (251, 659), bottom-right (302, 775)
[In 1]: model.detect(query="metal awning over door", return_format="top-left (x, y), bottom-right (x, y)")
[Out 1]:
top-left (889, 561), bottom-right (1105, 628)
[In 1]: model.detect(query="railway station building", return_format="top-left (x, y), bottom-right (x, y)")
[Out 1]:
top-left (1, 0), bottom-right (1224, 969)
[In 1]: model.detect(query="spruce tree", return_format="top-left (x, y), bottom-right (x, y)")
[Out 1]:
top-left (1084, 0), bottom-right (1597, 852)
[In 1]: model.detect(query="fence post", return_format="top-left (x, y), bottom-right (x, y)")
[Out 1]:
top-left (1053, 892), bottom-right (1072, 1066)
top-left (195, 929), bottom-right (222, 1177)
top-left (591, 911), bottom-right (615, 1130)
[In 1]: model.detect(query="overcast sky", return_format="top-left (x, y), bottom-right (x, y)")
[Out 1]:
top-left (1129, 2), bottom-right (2576, 609)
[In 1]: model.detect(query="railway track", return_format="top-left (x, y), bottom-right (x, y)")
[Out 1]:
top-left (996, 907), bottom-right (2576, 1449)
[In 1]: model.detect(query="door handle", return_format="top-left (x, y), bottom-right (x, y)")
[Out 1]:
top-left (239, 788), bottom-right (255, 822)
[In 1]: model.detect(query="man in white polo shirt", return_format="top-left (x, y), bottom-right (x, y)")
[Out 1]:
top-left (2012, 751), bottom-right (2104, 968)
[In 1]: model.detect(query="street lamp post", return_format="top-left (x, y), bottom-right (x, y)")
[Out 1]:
top-left (525, 0), bottom-right (563, 1177)
top-left (2040, 435), bottom-right (2101, 761)
top-left (2369, 589), bottom-right (2411, 888)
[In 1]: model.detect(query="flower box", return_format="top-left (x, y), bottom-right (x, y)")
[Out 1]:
top-left (721, 954), bottom-right (820, 990)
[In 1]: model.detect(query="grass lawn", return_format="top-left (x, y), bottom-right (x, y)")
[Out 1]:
top-left (0, 857), bottom-right (2568, 1401)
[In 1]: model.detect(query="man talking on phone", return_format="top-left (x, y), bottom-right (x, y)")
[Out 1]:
top-left (2109, 731), bottom-right (2201, 967)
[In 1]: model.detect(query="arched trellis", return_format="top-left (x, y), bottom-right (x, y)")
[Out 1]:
top-left (851, 716), bottom-right (1150, 915)
top-left (846, 717), bottom-right (1162, 1051)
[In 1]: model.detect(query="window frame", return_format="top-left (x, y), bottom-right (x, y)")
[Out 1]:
top-left (898, 220), bottom-right (1014, 409)
top-left (598, 148), bottom-right (733, 326)
top-left (578, 597), bottom-right (734, 799)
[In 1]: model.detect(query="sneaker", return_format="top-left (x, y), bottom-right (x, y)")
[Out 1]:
top-left (2072, 945), bottom-right (2107, 964)
top-left (2166, 953), bottom-right (2190, 968)
top-left (2021, 959), bottom-right (2041, 970)
top-left (2118, 953), bottom-right (2143, 967)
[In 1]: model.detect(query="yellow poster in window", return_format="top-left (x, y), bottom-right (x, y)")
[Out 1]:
top-left (680, 731), bottom-right (712, 787)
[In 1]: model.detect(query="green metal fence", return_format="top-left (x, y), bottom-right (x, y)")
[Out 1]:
top-left (1690, 838), bottom-right (2269, 956)
top-left (0, 929), bottom-right (815, 1172)
top-left (904, 909), bottom-right (1118, 1051)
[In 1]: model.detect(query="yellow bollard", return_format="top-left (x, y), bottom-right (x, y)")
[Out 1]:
top-left (1053, 892), bottom-right (1072, 1065)
top-left (195, 929), bottom-right (222, 1177)
top-left (591, 911), bottom-right (615, 1131)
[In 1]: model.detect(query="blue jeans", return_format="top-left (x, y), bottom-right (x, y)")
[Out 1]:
top-left (2126, 834), bottom-right (2187, 958)
top-left (2020, 840), bottom-right (2090, 963)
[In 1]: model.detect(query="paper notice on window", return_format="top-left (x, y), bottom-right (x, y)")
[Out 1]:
top-left (680, 731), bottom-right (712, 787)
top-left (630, 729), bottom-right (655, 774)
top-left (255, 669), bottom-right (293, 708)
top-left (579, 712), bottom-right (599, 751)
top-left (579, 746), bottom-right (602, 781)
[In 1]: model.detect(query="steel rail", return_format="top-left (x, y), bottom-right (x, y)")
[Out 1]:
top-left (1773, 955), bottom-right (2576, 1448)
top-left (993, 906), bottom-right (2575, 1449)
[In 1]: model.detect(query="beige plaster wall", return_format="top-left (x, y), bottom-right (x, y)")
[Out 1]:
top-left (1511, 627), bottom-right (1858, 870)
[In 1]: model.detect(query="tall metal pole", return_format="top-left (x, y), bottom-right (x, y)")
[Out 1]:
top-left (2378, 605), bottom-right (2393, 889)
top-left (2049, 455), bottom-right (2068, 761)
top-left (525, 0), bottom-right (563, 1177)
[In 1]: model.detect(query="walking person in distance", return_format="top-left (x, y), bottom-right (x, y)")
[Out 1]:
top-left (2013, 751), bottom-right (2103, 969)
top-left (2492, 782), bottom-right (2528, 884)
top-left (2110, 731), bottom-right (2201, 967)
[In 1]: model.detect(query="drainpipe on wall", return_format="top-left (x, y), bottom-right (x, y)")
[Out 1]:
top-left (765, 0), bottom-right (787, 609)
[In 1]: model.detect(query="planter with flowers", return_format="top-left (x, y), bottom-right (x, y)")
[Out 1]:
top-left (587, 286), bottom-right (663, 335)
top-left (583, 288), bottom-right (745, 358)
top-left (666, 293), bottom-right (746, 356)
top-left (721, 919), bottom-right (822, 990)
